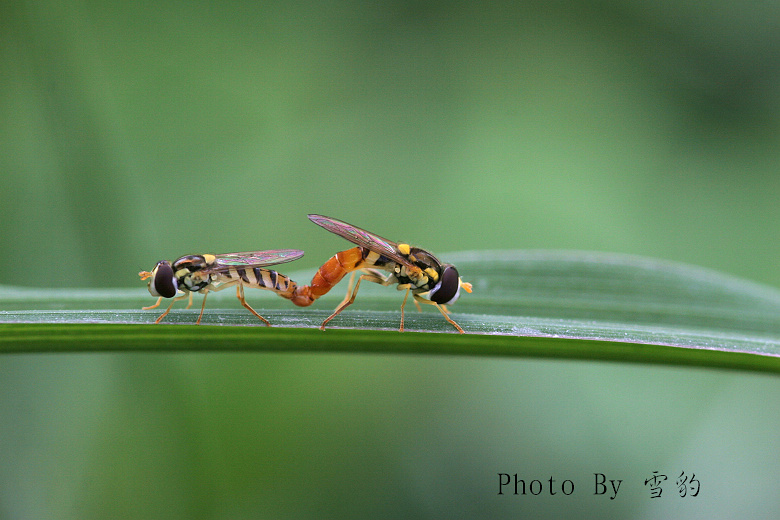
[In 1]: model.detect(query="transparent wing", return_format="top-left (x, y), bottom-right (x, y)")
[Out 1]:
top-left (206, 249), bottom-right (304, 273)
top-left (308, 214), bottom-right (413, 267)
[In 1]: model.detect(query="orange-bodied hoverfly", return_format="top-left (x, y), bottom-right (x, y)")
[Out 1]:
top-left (289, 215), bottom-right (472, 333)
top-left (139, 249), bottom-right (304, 324)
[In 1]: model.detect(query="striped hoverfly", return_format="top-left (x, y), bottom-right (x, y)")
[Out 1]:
top-left (289, 215), bottom-right (472, 333)
top-left (139, 249), bottom-right (303, 324)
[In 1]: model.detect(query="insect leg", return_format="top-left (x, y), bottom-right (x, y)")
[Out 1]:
top-left (235, 280), bottom-right (271, 326)
top-left (334, 272), bottom-right (358, 309)
top-left (320, 271), bottom-right (391, 330)
top-left (399, 286), bottom-right (411, 332)
top-left (413, 295), bottom-right (465, 334)
top-left (142, 297), bottom-right (163, 311)
top-left (153, 293), bottom-right (190, 324)
top-left (289, 247), bottom-right (365, 307)
top-left (195, 290), bottom-right (209, 325)
top-left (186, 279), bottom-right (270, 325)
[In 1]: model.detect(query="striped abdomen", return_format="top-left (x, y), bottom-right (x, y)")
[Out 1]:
top-left (214, 266), bottom-right (299, 300)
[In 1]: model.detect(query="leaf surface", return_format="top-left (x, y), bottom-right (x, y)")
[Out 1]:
top-left (2, 250), bottom-right (779, 373)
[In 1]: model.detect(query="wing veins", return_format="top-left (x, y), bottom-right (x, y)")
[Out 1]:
top-left (308, 214), bottom-right (413, 267)
top-left (205, 249), bottom-right (304, 274)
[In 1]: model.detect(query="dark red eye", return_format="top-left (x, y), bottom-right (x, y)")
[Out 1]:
top-left (151, 261), bottom-right (177, 298)
top-left (430, 265), bottom-right (460, 304)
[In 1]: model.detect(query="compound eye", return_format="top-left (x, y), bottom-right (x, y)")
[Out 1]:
top-left (149, 261), bottom-right (177, 298)
top-left (429, 265), bottom-right (461, 305)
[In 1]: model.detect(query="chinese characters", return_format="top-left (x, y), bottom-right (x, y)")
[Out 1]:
top-left (644, 471), bottom-right (700, 498)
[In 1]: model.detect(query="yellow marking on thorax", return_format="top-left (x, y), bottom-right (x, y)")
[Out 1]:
top-left (398, 243), bottom-right (411, 255)
top-left (203, 254), bottom-right (216, 264)
top-left (424, 267), bottom-right (439, 281)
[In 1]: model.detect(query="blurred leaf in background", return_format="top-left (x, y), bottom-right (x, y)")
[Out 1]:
top-left (1, 0), bottom-right (779, 287)
top-left (2, 0), bottom-right (780, 518)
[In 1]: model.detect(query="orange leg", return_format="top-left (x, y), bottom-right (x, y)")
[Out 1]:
top-left (235, 281), bottom-right (271, 326)
top-left (186, 280), bottom-right (272, 326)
top-left (319, 271), bottom-right (393, 330)
top-left (399, 286), bottom-right (411, 332)
top-left (195, 290), bottom-right (209, 325)
top-left (413, 295), bottom-right (465, 334)
top-left (332, 271), bottom-right (358, 310)
top-left (147, 279), bottom-right (273, 326)
top-left (142, 297), bottom-right (163, 311)
top-left (152, 293), bottom-right (190, 324)
top-left (194, 279), bottom-right (272, 326)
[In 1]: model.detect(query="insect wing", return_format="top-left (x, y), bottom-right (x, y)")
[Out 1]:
top-left (207, 249), bottom-right (304, 273)
top-left (308, 214), bottom-right (412, 267)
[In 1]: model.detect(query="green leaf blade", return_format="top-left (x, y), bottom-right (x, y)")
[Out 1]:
top-left (2, 250), bottom-right (780, 373)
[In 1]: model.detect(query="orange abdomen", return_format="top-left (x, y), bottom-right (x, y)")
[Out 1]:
top-left (289, 247), bottom-right (364, 307)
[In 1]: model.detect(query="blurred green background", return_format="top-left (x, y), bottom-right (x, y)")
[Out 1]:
top-left (2, 0), bottom-right (780, 518)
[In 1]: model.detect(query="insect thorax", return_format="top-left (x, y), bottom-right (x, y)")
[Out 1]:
top-left (172, 255), bottom-right (213, 292)
top-left (395, 247), bottom-right (444, 292)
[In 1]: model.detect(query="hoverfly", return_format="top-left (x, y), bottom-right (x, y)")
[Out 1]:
top-left (139, 249), bottom-right (304, 325)
top-left (289, 215), bottom-right (472, 333)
